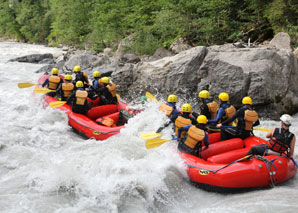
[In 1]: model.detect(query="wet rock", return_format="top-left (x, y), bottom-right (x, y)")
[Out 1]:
top-left (38, 58), bottom-right (55, 64)
top-left (9, 53), bottom-right (53, 63)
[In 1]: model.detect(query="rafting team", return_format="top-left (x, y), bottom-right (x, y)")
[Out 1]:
top-left (42, 66), bottom-right (118, 114)
top-left (42, 67), bottom-right (296, 159)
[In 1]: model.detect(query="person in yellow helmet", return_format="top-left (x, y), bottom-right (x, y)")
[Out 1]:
top-left (88, 71), bottom-right (103, 98)
top-left (217, 96), bottom-right (260, 140)
top-left (177, 115), bottom-right (209, 156)
top-left (193, 90), bottom-right (219, 120)
top-left (56, 74), bottom-right (75, 101)
top-left (156, 103), bottom-right (197, 134)
top-left (159, 94), bottom-right (180, 117)
top-left (208, 92), bottom-right (236, 126)
top-left (66, 81), bottom-right (96, 114)
top-left (94, 77), bottom-right (118, 105)
top-left (73, 65), bottom-right (89, 88)
top-left (42, 67), bottom-right (64, 97)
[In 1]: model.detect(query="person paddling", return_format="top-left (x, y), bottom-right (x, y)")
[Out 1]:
top-left (66, 81), bottom-right (96, 114)
top-left (95, 77), bottom-right (118, 105)
top-left (177, 115), bottom-right (209, 156)
top-left (56, 74), bottom-right (74, 101)
top-left (193, 90), bottom-right (219, 120)
top-left (217, 96), bottom-right (259, 140)
top-left (42, 67), bottom-right (63, 97)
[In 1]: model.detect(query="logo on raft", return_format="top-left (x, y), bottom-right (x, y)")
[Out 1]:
top-left (199, 170), bottom-right (210, 175)
top-left (92, 131), bottom-right (101, 135)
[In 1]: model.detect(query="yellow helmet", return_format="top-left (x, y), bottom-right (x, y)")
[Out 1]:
top-left (181, 104), bottom-right (192, 113)
top-left (197, 115), bottom-right (207, 124)
top-left (51, 68), bottom-right (59, 75)
top-left (93, 71), bottom-right (101, 78)
top-left (73, 66), bottom-right (81, 72)
top-left (242, 96), bottom-right (252, 105)
top-left (218, 92), bottom-right (229, 102)
top-left (76, 81), bottom-right (84, 88)
top-left (168, 94), bottom-right (177, 103)
top-left (64, 74), bottom-right (72, 81)
top-left (199, 90), bottom-right (210, 99)
top-left (101, 77), bottom-right (110, 84)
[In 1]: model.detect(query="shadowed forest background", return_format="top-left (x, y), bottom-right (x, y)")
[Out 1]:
top-left (0, 0), bottom-right (297, 55)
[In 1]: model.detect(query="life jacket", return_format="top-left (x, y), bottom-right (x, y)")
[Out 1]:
top-left (75, 90), bottom-right (88, 106)
top-left (96, 117), bottom-right (116, 127)
top-left (268, 128), bottom-right (294, 154)
top-left (107, 83), bottom-right (116, 97)
top-left (175, 116), bottom-right (192, 136)
top-left (48, 75), bottom-right (61, 90)
top-left (76, 72), bottom-right (89, 84)
top-left (207, 101), bottom-right (219, 119)
top-left (159, 104), bottom-right (174, 116)
top-left (184, 126), bottom-right (205, 149)
top-left (223, 105), bottom-right (236, 125)
top-left (243, 109), bottom-right (258, 131)
top-left (62, 82), bottom-right (74, 98)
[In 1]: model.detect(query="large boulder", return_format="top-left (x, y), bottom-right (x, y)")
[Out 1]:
top-left (269, 32), bottom-right (293, 51)
top-left (63, 54), bottom-right (107, 73)
top-left (9, 53), bottom-right (53, 63)
top-left (112, 43), bottom-right (298, 119)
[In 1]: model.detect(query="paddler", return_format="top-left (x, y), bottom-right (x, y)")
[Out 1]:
top-left (177, 115), bottom-right (209, 156)
top-left (193, 90), bottom-right (219, 120)
top-left (217, 96), bottom-right (260, 140)
top-left (42, 67), bottom-right (64, 97)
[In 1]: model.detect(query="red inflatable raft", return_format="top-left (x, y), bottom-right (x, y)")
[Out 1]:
top-left (181, 132), bottom-right (297, 191)
top-left (36, 74), bottom-right (136, 140)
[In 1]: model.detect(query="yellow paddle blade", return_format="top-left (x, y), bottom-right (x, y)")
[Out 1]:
top-left (18, 82), bottom-right (38, 88)
top-left (34, 87), bottom-right (56, 94)
top-left (145, 138), bottom-right (172, 149)
top-left (116, 93), bottom-right (120, 100)
top-left (253, 128), bottom-right (271, 132)
top-left (140, 132), bottom-right (162, 140)
top-left (145, 92), bottom-right (158, 102)
top-left (49, 101), bottom-right (67, 108)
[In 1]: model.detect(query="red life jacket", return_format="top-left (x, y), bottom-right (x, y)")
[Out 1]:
top-left (268, 128), bottom-right (294, 154)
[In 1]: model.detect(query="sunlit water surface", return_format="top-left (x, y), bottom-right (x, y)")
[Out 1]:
top-left (0, 41), bottom-right (297, 213)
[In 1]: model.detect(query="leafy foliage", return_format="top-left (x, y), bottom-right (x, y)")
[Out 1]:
top-left (0, 0), bottom-right (297, 53)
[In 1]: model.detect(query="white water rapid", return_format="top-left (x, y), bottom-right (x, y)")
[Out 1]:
top-left (0, 41), bottom-right (297, 213)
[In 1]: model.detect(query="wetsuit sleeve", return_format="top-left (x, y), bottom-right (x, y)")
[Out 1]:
top-left (200, 104), bottom-right (209, 117)
top-left (191, 117), bottom-right (198, 125)
top-left (170, 114), bottom-right (179, 123)
top-left (42, 78), bottom-right (49, 87)
top-left (95, 86), bottom-right (108, 94)
top-left (253, 119), bottom-right (260, 127)
top-left (208, 108), bottom-right (225, 124)
top-left (178, 125), bottom-right (191, 138)
top-left (88, 91), bottom-right (97, 100)
top-left (156, 120), bottom-right (171, 133)
top-left (192, 112), bottom-right (199, 119)
top-left (93, 80), bottom-right (99, 89)
top-left (221, 108), bottom-right (243, 126)
top-left (204, 133), bottom-right (209, 148)
top-left (172, 109), bottom-right (180, 116)
top-left (56, 83), bottom-right (62, 94)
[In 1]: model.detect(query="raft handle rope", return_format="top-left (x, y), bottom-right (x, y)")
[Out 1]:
top-left (253, 155), bottom-right (277, 187)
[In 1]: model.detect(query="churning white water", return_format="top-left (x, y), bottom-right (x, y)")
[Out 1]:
top-left (0, 41), bottom-right (297, 213)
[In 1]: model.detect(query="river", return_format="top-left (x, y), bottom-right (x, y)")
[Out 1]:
top-left (0, 41), bottom-right (297, 213)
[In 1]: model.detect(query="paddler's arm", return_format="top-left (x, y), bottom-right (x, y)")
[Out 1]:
top-left (177, 125), bottom-right (191, 139)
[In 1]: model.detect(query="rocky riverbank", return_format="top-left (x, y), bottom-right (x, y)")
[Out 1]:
top-left (9, 32), bottom-right (298, 119)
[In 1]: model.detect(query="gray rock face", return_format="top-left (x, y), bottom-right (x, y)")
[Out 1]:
top-left (64, 54), bottom-right (106, 73)
top-left (112, 40), bottom-right (298, 119)
top-left (121, 54), bottom-right (140, 64)
top-left (269, 32), bottom-right (293, 51)
top-left (9, 53), bottom-right (53, 63)
top-left (170, 37), bottom-right (192, 54)
top-left (149, 47), bottom-right (174, 62)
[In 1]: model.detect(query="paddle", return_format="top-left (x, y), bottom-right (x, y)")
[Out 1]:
top-left (145, 137), bottom-right (178, 149)
top-left (18, 82), bottom-right (38, 88)
top-left (145, 92), bottom-right (158, 102)
top-left (116, 93), bottom-right (120, 100)
top-left (140, 132), bottom-right (162, 140)
top-left (220, 125), bottom-right (271, 132)
top-left (34, 87), bottom-right (56, 94)
top-left (49, 101), bottom-right (67, 108)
